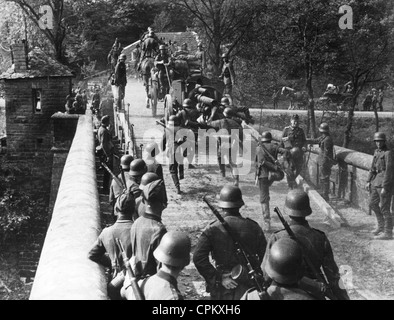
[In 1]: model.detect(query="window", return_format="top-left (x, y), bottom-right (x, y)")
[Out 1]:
top-left (32, 89), bottom-right (42, 113)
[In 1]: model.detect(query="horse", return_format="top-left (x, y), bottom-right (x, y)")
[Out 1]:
top-left (281, 86), bottom-right (309, 110)
top-left (140, 57), bottom-right (155, 108)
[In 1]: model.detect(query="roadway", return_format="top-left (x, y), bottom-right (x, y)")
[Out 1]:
top-left (107, 77), bottom-right (394, 300)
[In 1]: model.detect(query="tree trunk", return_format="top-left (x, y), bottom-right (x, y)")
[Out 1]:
top-left (373, 105), bottom-right (379, 132)
top-left (305, 61), bottom-right (316, 138)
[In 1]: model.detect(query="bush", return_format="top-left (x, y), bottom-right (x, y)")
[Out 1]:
top-left (0, 161), bottom-right (48, 246)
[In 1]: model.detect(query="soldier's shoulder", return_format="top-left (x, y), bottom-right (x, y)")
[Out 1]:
top-left (311, 227), bottom-right (327, 237)
top-left (245, 217), bottom-right (262, 228)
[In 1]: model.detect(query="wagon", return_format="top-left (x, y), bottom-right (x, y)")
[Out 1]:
top-left (315, 92), bottom-right (353, 112)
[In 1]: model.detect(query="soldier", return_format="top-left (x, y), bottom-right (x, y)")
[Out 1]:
top-left (140, 29), bottom-right (160, 64)
top-left (143, 142), bottom-right (164, 179)
top-left (129, 180), bottom-right (168, 279)
top-left (255, 131), bottom-right (288, 231)
top-left (308, 123), bottom-right (335, 201)
top-left (109, 154), bottom-right (134, 215)
top-left (262, 189), bottom-right (350, 300)
top-left (219, 53), bottom-right (235, 100)
top-left (241, 238), bottom-right (315, 300)
top-left (97, 115), bottom-right (115, 195)
top-left (135, 172), bottom-right (167, 220)
top-left (162, 115), bottom-right (185, 195)
top-left (121, 231), bottom-right (191, 300)
top-left (206, 107), bottom-right (243, 186)
top-left (114, 53), bottom-right (127, 110)
top-left (193, 185), bottom-right (267, 300)
top-left (88, 192), bottom-right (135, 300)
top-left (155, 45), bottom-right (173, 97)
top-left (366, 132), bottom-right (394, 240)
top-left (126, 159), bottom-right (147, 199)
top-left (176, 98), bottom-right (201, 169)
top-left (220, 97), bottom-right (254, 125)
top-left (280, 114), bottom-right (307, 189)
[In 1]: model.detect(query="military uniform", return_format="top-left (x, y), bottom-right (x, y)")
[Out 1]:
top-left (114, 58), bottom-right (127, 110)
top-left (262, 219), bottom-right (349, 300)
top-left (208, 116), bottom-right (243, 184)
top-left (109, 172), bottom-right (128, 208)
top-left (155, 52), bottom-right (173, 95)
top-left (281, 125), bottom-right (306, 188)
top-left (88, 216), bottom-right (133, 299)
top-left (97, 120), bottom-right (114, 194)
top-left (315, 134), bottom-right (334, 200)
top-left (193, 214), bottom-right (267, 300)
top-left (255, 139), bottom-right (287, 227)
top-left (141, 35), bottom-right (159, 60)
top-left (122, 270), bottom-right (184, 300)
top-left (367, 144), bottom-right (394, 238)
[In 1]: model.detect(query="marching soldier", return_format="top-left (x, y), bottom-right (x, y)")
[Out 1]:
top-left (126, 159), bottom-right (147, 200)
top-left (366, 132), bottom-right (394, 240)
top-left (109, 154), bottom-right (134, 213)
top-left (280, 114), bottom-right (307, 189)
top-left (206, 107), bottom-right (243, 186)
top-left (308, 123), bottom-right (335, 201)
top-left (129, 180), bottom-right (168, 280)
top-left (193, 185), bottom-right (267, 300)
top-left (176, 98), bottom-right (202, 169)
top-left (262, 189), bottom-right (350, 300)
top-left (255, 131), bottom-right (288, 231)
top-left (241, 238), bottom-right (315, 300)
top-left (88, 192), bottom-right (135, 300)
top-left (162, 115), bottom-right (185, 195)
top-left (121, 231), bottom-right (191, 300)
top-left (219, 53), bottom-right (235, 100)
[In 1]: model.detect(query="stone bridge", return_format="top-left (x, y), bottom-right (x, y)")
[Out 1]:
top-left (29, 78), bottom-right (394, 300)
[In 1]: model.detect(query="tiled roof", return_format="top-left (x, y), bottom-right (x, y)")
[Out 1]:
top-left (0, 47), bottom-right (74, 80)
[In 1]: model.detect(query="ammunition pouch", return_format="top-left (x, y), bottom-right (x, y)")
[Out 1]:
top-left (298, 276), bottom-right (326, 300)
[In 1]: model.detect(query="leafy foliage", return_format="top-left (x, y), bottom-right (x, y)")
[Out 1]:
top-left (0, 161), bottom-right (48, 246)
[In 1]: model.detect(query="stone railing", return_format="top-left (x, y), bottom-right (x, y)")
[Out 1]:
top-left (29, 112), bottom-right (107, 300)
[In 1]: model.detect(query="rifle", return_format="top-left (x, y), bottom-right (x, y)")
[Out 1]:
top-left (115, 238), bottom-right (145, 300)
top-left (273, 207), bottom-right (338, 300)
top-left (203, 196), bottom-right (269, 300)
top-left (100, 161), bottom-right (126, 192)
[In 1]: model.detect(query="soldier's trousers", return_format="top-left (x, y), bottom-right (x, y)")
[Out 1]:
top-left (258, 178), bottom-right (272, 221)
top-left (319, 164), bottom-right (332, 200)
top-left (370, 186), bottom-right (393, 234)
top-left (170, 159), bottom-right (184, 189)
top-left (103, 155), bottom-right (114, 194)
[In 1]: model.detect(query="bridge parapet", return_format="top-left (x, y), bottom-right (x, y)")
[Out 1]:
top-left (29, 112), bottom-right (108, 300)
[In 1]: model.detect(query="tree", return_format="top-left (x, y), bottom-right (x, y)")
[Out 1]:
top-left (6, 0), bottom-right (68, 62)
top-left (173, 0), bottom-right (264, 76)
top-left (326, 0), bottom-right (394, 148)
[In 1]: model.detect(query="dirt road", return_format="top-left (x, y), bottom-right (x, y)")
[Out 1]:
top-left (124, 78), bottom-right (394, 301)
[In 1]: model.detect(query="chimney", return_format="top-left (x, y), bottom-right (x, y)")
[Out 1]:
top-left (12, 40), bottom-right (28, 73)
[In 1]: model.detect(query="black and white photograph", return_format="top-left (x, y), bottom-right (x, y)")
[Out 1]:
top-left (0, 0), bottom-right (394, 306)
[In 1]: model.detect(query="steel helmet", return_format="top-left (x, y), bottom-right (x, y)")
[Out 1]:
top-left (145, 142), bottom-right (159, 157)
top-left (120, 154), bottom-right (134, 170)
top-left (221, 97), bottom-right (230, 106)
top-left (373, 132), bottom-right (386, 141)
top-left (153, 231), bottom-right (191, 267)
top-left (261, 131), bottom-right (272, 142)
top-left (101, 115), bottom-right (110, 125)
top-left (139, 172), bottom-right (160, 190)
top-left (182, 98), bottom-right (193, 109)
top-left (119, 53), bottom-right (127, 60)
top-left (223, 107), bottom-right (233, 118)
top-left (129, 159), bottom-right (147, 177)
top-left (265, 238), bottom-right (304, 285)
top-left (285, 189), bottom-right (312, 217)
top-left (319, 123), bottom-right (330, 133)
top-left (159, 45), bottom-right (167, 50)
top-left (218, 185), bottom-right (245, 209)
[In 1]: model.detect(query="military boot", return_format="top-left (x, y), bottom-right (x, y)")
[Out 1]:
top-left (372, 215), bottom-right (385, 236)
top-left (262, 203), bottom-right (271, 232)
top-left (219, 165), bottom-right (226, 177)
top-left (374, 231), bottom-right (393, 240)
top-left (171, 174), bottom-right (181, 195)
top-left (375, 217), bottom-right (393, 240)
